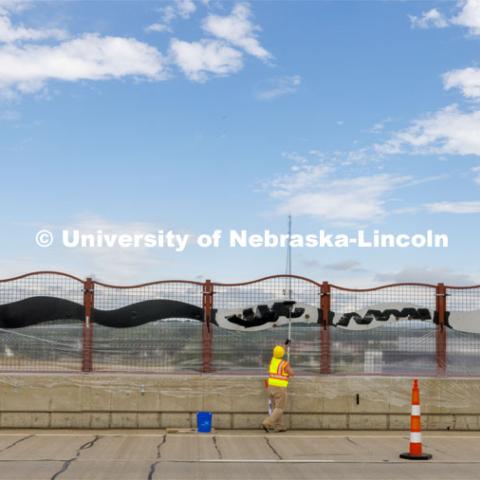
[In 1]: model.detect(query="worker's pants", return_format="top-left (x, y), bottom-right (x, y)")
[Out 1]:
top-left (262, 386), bottom-right (287, 430)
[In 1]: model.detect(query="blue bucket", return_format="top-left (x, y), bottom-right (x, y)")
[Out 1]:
top-left (197, 411), bottom-right (212, 433)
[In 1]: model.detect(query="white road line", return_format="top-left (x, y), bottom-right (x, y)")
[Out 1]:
top-left (2, 459), bottom-right (480, 465)
top-left (1, 433), bottom-right (480, 439)
top-left (164, 459), bottom-right (480, 464)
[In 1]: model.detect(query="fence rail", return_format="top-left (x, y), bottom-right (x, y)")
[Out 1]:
top-left (0, 271), bottom-right (479, 376)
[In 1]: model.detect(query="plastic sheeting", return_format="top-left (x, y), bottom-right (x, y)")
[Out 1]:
top-left (2, 316), bottom-right (480, 375)
top-left (1, 273), bottom-right (480, 375)
top-left (0, 322), bottom-right (83, 372)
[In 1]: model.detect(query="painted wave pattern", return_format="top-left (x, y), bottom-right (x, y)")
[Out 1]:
top-left (0, 297), bottom-right (477, 333)
top-left (0, 297), bottom-right (202, 329)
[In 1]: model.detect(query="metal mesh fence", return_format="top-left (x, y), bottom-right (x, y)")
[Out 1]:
top-left (0, 273), bottom-right (84, 371)
top-left (446, 287), bottom-right (480, 376)
top-left (92, 281), bottom-right (203, 373)
top-left (330, 285), bottom-right (437, 375)
top-left (212, 276), bottom-right (322, 374)
top-left (2, 273), bottom-right (480, 376)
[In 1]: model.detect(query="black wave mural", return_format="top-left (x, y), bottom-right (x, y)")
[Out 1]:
top-left (335, 307), bottom-right (450, 328)
top-left (0, 296), bottom-right (203, 329)
top-left (0, 297), bottom-right (321, 330)
top-left (0, 296), bottom-right (84, 328)
top-left (0, 296), bottom-right (466, 331)
top-left (213, 302), bottom-right (323, 331)
top-left (95, 300), bottom-right (203, 328)
top-left (335, 307), bottom-right (433, 328)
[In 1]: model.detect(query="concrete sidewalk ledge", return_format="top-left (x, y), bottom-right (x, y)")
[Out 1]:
top-left (1, 412), bottom-right (478, 430)
top-left (0, 374), bottom-right (479, 430)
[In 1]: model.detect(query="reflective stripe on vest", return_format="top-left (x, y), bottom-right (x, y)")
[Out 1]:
top-left (268, 357), bottom-right (289, 388)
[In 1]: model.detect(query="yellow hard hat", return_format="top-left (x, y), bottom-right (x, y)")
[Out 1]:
top-left (273, 345), bottom-right (285, 359)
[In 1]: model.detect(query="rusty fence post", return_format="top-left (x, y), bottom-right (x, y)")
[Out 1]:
top-left (436, 283), bottom-right (447, 376)
top-left (82, 277), bottom-right (94, 372)
top-left (202, 280), bottom-right (214, 373)
top-left (320, 281), bottom-right (331, 374)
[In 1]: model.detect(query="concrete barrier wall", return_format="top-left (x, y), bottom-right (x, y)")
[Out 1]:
top-left (0, 374), bottom-right (479, 430)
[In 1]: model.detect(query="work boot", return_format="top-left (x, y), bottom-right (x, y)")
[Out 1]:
top-left (261, 423), bottom-right (274, 433)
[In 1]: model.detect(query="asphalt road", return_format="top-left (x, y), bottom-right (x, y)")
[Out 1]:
top-left (0, 430), bottom-right (479, 480)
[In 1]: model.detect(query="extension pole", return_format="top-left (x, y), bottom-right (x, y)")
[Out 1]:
top-left (287, 309), bottom-right (292, 362)
top-left (286, 215), bottom-right (292, 361)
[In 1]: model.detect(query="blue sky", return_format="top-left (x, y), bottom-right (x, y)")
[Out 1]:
top-left (1, 0), bottom-right (480, 284)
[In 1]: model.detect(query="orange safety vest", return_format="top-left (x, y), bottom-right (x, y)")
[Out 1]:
top-left (267, 357), bottom-right (289, 388)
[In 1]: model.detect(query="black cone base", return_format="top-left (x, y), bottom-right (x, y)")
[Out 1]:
top-left (400, 452), bottom-right (432, 460)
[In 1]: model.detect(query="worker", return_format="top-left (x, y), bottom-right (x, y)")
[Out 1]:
top-left (261, 344), bottom-right (294, 433)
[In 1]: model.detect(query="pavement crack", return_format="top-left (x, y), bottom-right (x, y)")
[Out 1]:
top-left (79, 437), bottom-right (99, 451)
top-left (147, 434), bottom-right (167, 480)
top-left (0, 435), bottom-right (33, 454)
top-left (50, 435), bottom-right (100, 480)
top-left (346, 436), bottom-right (358, 446)
top-left (264, 437), bottom-right (282, 460)
top-left (212, 436), bottom-right (223, 459)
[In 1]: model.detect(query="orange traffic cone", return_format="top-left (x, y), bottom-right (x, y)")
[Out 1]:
top-left (400, 379), bottom-right (432, 460)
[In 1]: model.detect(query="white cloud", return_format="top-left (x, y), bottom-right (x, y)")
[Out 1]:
top-left (376, 266), bottom-right (475, 285)
top-left (169, 38), bottom-right (243, 82)
top-left (146, 0), bottom-right (196, 34)
top-left (275, 174), bottom-right (410, 224)
top-left (294, 148), bottom-right (375, 165)
top-left (61, 215), bottom-right (168, 282)
top-left (444, 67), bottom-right (480, 99)
top-left (426, 201), bottom-right (480, 214)
top-left (369, 117), bottom-right (393, 134)
top-left (282, 151), bottom-right (308, 163)
top-left (370, 122), bottom-right (385, 133)
top-left (256, 75), bottom-right (301, 101)
top-left (0, 13), bottom-right (67, 43)
top-left (146, 23), bottom-right (172, 34)
top-left (0, 2), bottom-right (268, 93)
top-left (0, 34), bottom-right (167, 95)
top-left (0, 1), bottom-right (30, 16)
top-left (409, 8), bottom-right (448, 29)
top-left (408, 1), bottom-right (480, 36)
top-left (149, 2), bottom-right (271, 81)
top-left (375, 105), bottom-right (480, 156)
top-left (176, 0), bottom-right (197, 19)
top-left (325, 260), bottom-right (362, 271)
top-left (202, 2), bottom-right (270, 60)
top-left (264, 156), bottom-right (411, 224)
top-left (451, 0), bottom-right (480, 35)
top-left (266, 156), bottom-right (332, 198)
